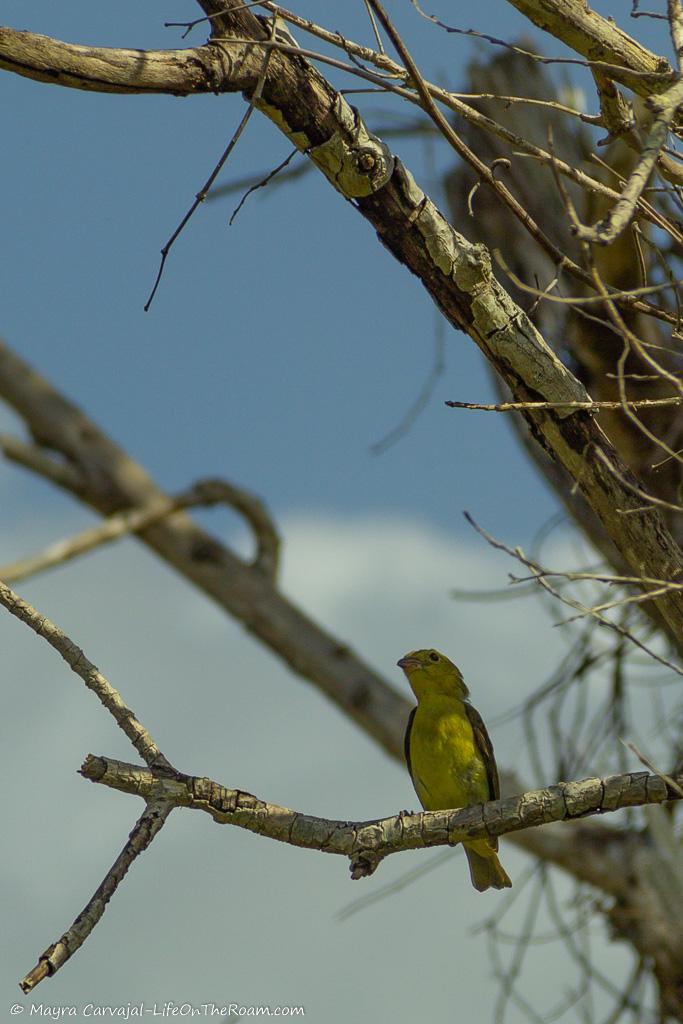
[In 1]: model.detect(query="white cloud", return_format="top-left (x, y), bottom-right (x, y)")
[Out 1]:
top-left (281, 513), bottom-right (569, 714)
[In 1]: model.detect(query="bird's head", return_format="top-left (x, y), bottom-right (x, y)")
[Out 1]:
top-left (397, 648), bottom-right (469, 702)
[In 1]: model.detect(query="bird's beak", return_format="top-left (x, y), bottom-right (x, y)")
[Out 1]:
top-left (397, 656), bottom-right (421, 671)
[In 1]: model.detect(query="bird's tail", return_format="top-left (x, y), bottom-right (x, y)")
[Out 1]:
top-left (465, 842), bottom-right (512, 892)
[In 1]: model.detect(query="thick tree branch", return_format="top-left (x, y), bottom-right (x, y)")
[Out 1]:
top-left (0, 27), bottom-right (223, 94)
top-left (505, 0), bottom-right (675, 96)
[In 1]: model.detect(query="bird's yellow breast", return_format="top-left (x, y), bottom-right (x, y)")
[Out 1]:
top-left (408, 697), bottom-right (490, 811)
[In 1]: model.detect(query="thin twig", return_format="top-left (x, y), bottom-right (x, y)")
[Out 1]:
top-left (165, 1), bottom-right (267, 39)
top-left (20, 800), bottom-right (172, 993)
top-left (495, 248), bottom-right (682, 330)
top-left (463, 512), bottom-right (683, 677)
top-left (371, 275), bottom-right (446, 454)
top-left (410, 0), bottom-right (671, 84)
top-left (588, 259), bottom-right (683, 471)
top-left (228, 147), bottom-right (299, 225)
top-left (621, 738), bottom-right (683, 796)
top-left (446, 397), bottom-right (683, 412)
top-left (144, 12), bottom-right (280, 310)
top-left (593, 445), bottom-right (683, 515)
top-left (362, 0), bottom-right (386, 54)
top-left (0, 578), bottom-right (171, 768)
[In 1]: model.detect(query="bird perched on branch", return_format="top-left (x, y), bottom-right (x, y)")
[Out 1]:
top-left (399, 648), bottom-right (511, 892)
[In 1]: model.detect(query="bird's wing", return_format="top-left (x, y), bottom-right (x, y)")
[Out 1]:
top-left (404, 706), bottom-right (417, 780)
top-left (464, 702), bottom-right (500, 801)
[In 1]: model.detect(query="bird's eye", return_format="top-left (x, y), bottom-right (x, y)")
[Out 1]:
top-left (429, 652), bottom-right (439, 662)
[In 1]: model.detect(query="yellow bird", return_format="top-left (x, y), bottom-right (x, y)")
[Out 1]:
top-left (398, 648), bottom-right (511, 892)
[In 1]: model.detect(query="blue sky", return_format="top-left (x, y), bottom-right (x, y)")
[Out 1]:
top-left (0, 3), bottom-right (669, 535)
top-left (0, 3), bottom-right (672, 1021)
top-left (1, 0), bottom-right (566, 537)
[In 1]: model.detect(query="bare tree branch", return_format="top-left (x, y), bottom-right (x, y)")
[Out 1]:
top-left (505, 0), bottom-right (676, 96)
top-left (81, 753), bottom-right (682, 876)
top-left (446, 397), bottom-right (683, 412)
top-left (0, 27), bottom-right (220, 94)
